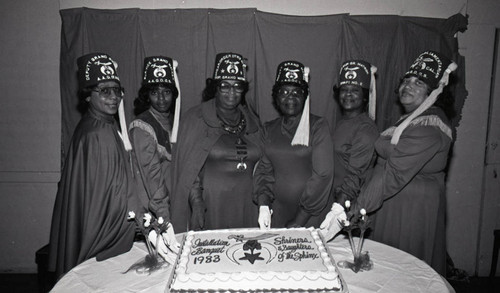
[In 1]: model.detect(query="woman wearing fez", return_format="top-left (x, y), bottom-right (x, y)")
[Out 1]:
top-left (171, 53), bottom-right (262, 232)
top-left (321, 51), bottom-right (457, 275)
top-left (49, 53), bottom-right (138, 278)
top-left (129, 56), bottom-right (181, 253)
top-left (254, 61), bottom-right (333, 229)
top-left (320, 60), bottom-right (379, 237)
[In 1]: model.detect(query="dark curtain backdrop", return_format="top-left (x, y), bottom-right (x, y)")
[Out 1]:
top-left (59, 8), bottom-right (467, 163)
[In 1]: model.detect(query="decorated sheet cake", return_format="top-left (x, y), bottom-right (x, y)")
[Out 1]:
top-left (167, 227), bottom-right (346, 292)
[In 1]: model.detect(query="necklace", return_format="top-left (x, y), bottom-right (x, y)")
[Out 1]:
top-left (235, 137), bottom-right (248, 171)
top-left (218, 113), bottom-right (246, 135)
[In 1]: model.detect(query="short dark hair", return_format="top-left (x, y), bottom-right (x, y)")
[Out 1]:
top-left (133, 83), bottom-right (179, 116)
top-left (77, 86), bottom-right (94, 114)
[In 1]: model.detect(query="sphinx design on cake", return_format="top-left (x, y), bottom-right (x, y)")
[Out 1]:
top-left (168, 227), bottom-right (344, 292)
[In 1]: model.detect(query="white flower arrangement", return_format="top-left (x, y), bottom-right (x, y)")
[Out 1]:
top-left (125, 211), bottom-right (172, 274)
top-left (338, 201), bottom-right (373, 273)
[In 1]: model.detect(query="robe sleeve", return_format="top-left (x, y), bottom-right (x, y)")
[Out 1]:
top-left (253, 125), bottom-right (275, 207)
top-left (299, 118), bottom-right (334, 215)
top-left (188, 174), bottom-right (206, 231)
top-left (355, 125), bottom-right (443, 213)
top-left (129, 126), bottom-right (170, 220)
top-left (171, 105), bottom-right (216, 232)
top-left (336, 122), bottom-right (378, 200)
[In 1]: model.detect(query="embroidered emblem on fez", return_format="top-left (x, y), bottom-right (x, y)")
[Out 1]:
top-left (410, 56), bottom-right (434, 74)
top-left (152, 64), bottom-right (167, 78)
top-left (97, 61), bottom-right (115, 76)
top-left (345, 66), bottom-right (359, 80)
top-left (225, 59), bottom-right (240, 75)
top-left (284, 68), bottom-right (300, 80)
top-left (91, 58), bottom-right (119, 83)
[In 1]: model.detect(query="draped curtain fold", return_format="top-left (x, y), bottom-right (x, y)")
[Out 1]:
top-left (59, 8), bottom-right (467, 163)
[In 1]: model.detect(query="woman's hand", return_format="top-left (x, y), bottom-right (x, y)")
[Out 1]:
top-left (319, 203), bottom-right (346, 241)
top-left (258, 206), bottom-right (272, 230)
top-left (188, 178), bottom-right (205, 231)
top-left (190, 204), bottom-right (205, 231)
top-left (147, 227), bottom-right (178, 264)
top-left (162, 223), bottom-right (180, 253)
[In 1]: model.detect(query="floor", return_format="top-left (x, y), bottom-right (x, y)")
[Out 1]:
top-left (0, 273), bottom-right (499, 293)
top-left (0, 274), bottom-right (39, 293)
top-left (450, 277), bottom-right (500, 293)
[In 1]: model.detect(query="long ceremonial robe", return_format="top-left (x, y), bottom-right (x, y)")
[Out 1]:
top-left (129, 109), bottom-right (172, 220)
top-left (170, 99), bottom-right (262, 232)
top-left (48, 109), bottom-right (138, 279)
top-left (253, 114), bottom-right (334, 228)
top-left (355, 106), bottom-right (451, 276)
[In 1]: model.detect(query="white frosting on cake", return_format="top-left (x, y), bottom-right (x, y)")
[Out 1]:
top-left (168, 227), bottom-right (342, 292)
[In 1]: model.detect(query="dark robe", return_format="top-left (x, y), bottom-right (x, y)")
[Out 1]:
top-left (48, 108), bottom-right (138, 279)
top-left (170, 99), bottom-right (262, 232)
top-left (333, 113), bottom-right (378, 199)
top-left (253, 114), bottom-right (334, 228)
top-left (355, 106), bottom-right (451, 275)
top-left (315, 112), bottom-right (378, 223)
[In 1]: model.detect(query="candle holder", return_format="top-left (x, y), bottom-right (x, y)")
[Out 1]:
top-left (337, 202), bottom-right (373, 273)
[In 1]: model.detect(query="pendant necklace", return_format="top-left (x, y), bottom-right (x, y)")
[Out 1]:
top-left (218, 112), bottom-right (248, 171)
top-left (235, 136), bottom-right (248, 171)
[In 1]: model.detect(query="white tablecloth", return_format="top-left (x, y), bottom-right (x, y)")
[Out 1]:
top-left (51, 234), bottom-right (455, 293)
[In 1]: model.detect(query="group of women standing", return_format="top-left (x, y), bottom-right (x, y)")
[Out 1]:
top-left (48, 50), bottom-right (456, 279)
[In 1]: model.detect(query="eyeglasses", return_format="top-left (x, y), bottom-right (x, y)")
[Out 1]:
top-left (218, 81), bottom-right (245, 93)
top-left (92, 86), bottom-right (124, 98)
top-left (277, 88), bottom-right (305, 97)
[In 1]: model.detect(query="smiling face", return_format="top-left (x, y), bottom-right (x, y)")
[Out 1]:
top-left (276, 84), bottom-right (306, 118)
top-left (149, 85), bottom-right (173, 113)
top-left (87, 80), bottom-right (122, 116)
top-left (339, 84), bottom-right (365, 114)
top-left (398, 76), bottom-right (429, 113)
top-left (215, 80), bottom-right (244, 112)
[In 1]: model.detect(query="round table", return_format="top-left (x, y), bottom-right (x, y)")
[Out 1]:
top-left (51, 234), bottom-right (455, 293)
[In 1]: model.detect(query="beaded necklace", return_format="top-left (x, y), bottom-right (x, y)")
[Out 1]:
top-left (218, 115), bottom-right (246, 135)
